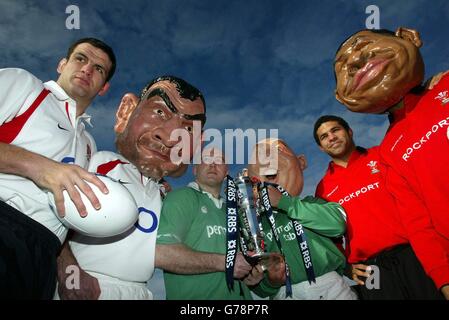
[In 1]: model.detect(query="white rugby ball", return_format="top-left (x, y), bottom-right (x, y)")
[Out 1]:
top-left (49, 175), bottom-right (138, 237)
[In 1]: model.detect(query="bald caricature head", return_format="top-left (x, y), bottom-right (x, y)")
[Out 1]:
top-left (248, 139), bottom-right (307, 197)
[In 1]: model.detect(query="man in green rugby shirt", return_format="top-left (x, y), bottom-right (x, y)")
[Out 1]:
top-left (247, 139), bottom-right (357, 300)
top-left (155, 148), bottom-right (256, 299)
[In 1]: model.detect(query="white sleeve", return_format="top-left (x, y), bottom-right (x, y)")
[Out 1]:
top-left (0, 68), bottom-right (44, 124)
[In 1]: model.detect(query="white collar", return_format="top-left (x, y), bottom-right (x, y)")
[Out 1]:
top-left (188, 181), bottom-right (224, 209)
top-left (43, 80), bottom-right (92, 123)
top-left (44, 80), bottom-right (71, 101)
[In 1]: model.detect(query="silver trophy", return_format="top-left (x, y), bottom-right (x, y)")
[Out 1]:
top-left (234, 169), bottom-right (283, 270)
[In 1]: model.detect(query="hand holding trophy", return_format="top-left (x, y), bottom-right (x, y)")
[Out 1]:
top-left (232, 169), bottom-right (287, 280)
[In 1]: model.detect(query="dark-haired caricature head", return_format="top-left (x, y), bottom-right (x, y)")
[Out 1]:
top-left (114, 76), bottom-right (206, 180)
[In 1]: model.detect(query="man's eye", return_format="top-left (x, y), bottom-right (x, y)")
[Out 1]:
top-left (155, 109), bottom-right (165, 117)
top-left (264, 174), bottom-right (277, 180)
top-left (96, 67), bottom-right (104, 74)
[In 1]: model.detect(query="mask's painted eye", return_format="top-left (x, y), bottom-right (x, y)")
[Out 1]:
top-left (349, 66), bottom-right (358, 74)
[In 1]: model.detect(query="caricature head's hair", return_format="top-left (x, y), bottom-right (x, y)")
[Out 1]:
top-left (139, 76), bottom-right (206, 125)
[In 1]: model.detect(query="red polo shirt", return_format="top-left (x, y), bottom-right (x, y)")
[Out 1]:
top-left (316, 147), bottom-right (407, 263)
top-left (379, 74), bottom-right (449, 289)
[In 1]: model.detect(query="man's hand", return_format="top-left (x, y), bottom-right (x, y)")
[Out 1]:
top-left (233, 253), bottom-right (252, 279)
top-left (0, 143), bottom-right (108, 217)
top-left (266, 252), bottom-right (286, 286)
top-left (351, 263), bottom-right (371, 286)
top-left (440, 284), bottom-right (449, 300)
top-left (57, 239), bottom-right (101, 300)
top-left (267, 186), bottom-right (282, 208)
top-left (243, 264), bottom-right (264, 287)
top-left (33, 160), bottom-right (108, 217)
top-left (425, 70), bottom-right (449, 90)
top-left (57, 265), bottom-right (101, 300)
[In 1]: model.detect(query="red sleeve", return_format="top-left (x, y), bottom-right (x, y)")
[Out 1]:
top-left (384, 165), bottom-right (449, 289)
top-left (315, 179), bottom-right (325, 199)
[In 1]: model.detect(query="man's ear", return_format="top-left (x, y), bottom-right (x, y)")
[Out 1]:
top-left (297, 154), bottom-right (307, 171)
top-left (395, 27), bottom-right (422, 48)
top-left (114, 93), bottom-right (139, 134)
top-left (98, 82), bottom-right (110, 96)
top-left (56, 58), bottom-right (67, 75)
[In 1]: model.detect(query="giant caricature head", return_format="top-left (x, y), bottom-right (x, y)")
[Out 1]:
top-left (114, 76), bottom-right (206, 180)
top-left (334, 27), bottom-right (425, 113)
top-left (248, 139), bottom-right (307, 197)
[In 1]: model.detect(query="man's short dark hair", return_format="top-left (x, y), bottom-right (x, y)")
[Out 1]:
top-left (66, 37), bottom-right (116, 82)
top-left (313, 115), bottom-right (351, 145)
top-left (140, 75), bottom-right (207, 126)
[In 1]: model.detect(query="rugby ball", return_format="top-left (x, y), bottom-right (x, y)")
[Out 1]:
top-left (49, 175), bottom-right (138, 237)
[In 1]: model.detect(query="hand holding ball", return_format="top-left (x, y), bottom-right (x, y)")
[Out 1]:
top-left (49, 175), bottom-right (138, 237)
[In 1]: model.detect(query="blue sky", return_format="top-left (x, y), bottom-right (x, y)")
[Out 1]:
top-left (2, 0), bottom-right (448, 299)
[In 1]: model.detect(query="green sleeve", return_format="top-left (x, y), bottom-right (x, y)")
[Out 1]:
top-left (277, 195), bottom-right (346, 237)
top-left (251, 276), bottom-right (281, 298)
top-left (156, 188), bottom-right (197, 245)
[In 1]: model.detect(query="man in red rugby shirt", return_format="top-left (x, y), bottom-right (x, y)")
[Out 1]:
top-left (334, 27), bottom-right (449, 299)
top-left (314, 115), bottom-right (442, 299)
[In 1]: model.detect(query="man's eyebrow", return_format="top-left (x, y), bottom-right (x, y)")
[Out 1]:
top-left (73, 52), bottom-right (88, 59)
top-left (73, 52), bottom-right (108, 72)
top-left (146, 88), bottom-right (206, 122)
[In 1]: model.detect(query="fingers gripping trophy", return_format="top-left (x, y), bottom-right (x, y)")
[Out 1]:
top-left (226, 139), bottom-right (310, 292)
top-left (234, 169), bottom-right (285, 272)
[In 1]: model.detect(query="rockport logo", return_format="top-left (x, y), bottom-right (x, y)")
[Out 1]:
top-left (338, 182), bottom-right (380, 204)
top-left (402, 117), bottom-right (449, 162)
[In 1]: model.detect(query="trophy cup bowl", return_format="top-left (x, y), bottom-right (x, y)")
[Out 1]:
top-left (234, 169), bottom-right (273, 268)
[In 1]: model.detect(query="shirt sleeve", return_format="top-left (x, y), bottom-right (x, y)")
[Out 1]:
top-left (384, 164), bottom-right (449, 289)
top-left (277, 195), bottom-right (346, 237)
top-left (251, 274), bottom-right (283, 298)
top-left (315, 179), bottom-right (325, 198)
top-left (0, 68), bottom-right (43, 124)
top-left (156, 188), bottom-right (196, 245)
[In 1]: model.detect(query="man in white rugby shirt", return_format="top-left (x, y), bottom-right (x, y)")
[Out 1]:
top-left (0, 38), bottom-right (116, 299)
top-left (56, 75), bottom-right (207, 299)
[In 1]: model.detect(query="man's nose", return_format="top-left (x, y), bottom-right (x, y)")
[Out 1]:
top-left (328, 132), bottom-right (338, 141)
top-left (81, 63), bottom-right (94, 77)
top-left (154, 116), bottom-right (184, 147)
